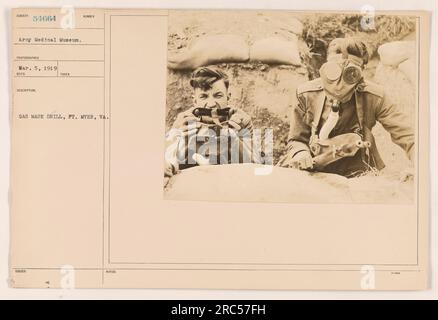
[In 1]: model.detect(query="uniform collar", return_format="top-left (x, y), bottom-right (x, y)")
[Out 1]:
top-left (312, 88), bottom-right (365, 134)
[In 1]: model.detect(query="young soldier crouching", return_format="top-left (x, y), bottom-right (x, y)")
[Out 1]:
top-left (164, 67), bottom-right (258, 180)
top-left (278, 37), bottom-right (414, 180)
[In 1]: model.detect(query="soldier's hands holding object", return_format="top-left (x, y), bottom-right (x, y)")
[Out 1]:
top-left (164, 160), bottom-right (177, 178)
top-left (173, 111), bottom-right (201, 137)
top-left (290, 150), bottom-right (314, 170)
top-left (228, 108), bottom-right (252, 131)
top-left (399, 166), bottom-right (414, 182)
top-left (163, 160), bottom-right (178, 187)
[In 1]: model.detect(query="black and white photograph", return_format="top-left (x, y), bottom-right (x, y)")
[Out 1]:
top-left (163, 11), bottom-right (418, 203)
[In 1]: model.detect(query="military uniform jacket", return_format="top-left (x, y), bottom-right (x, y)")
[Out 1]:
top-left (287, 78), bottom-right (415, 170)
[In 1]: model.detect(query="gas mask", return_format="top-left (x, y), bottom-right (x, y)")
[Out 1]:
top-left (319, 53), bottom-right (364, 103)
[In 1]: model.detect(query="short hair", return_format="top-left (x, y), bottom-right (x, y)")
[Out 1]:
top-left (327, 38), bottom-right (369, 66)
top-left (189, 67), bottom-right (229, 91)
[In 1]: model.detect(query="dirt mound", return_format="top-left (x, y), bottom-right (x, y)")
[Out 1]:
top-left (164, 164), bottom-right (414, 204)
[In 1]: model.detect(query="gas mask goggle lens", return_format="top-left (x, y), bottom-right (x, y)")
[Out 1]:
top-left (322, 61), bottom-right (362, 84)
top-left (343, 64), bottom-right (362, 84)
top-left (319, 54), bottom-right (364, 102)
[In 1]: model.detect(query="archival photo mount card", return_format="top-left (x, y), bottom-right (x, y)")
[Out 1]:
top-left (9, 8), bottom-right (430, 290)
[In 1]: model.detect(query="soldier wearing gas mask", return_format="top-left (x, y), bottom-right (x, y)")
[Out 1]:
top-left (164, 67), bottom-right (256, 179)
top-left (279, 38), bottom-right (414, 179)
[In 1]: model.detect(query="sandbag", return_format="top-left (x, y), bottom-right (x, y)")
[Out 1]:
top-left (287, 18), bottom-right (304, 36)
top-left (398, 58), bottom-right (416, 83)
top-left (249, 37), bottom-right (301, 66)
top-left (377, 41), bottom-right (415, 67)
top-left (168, 34), bottom-right (249, 70)
top-left (374, 63), bottom-right (415, 121)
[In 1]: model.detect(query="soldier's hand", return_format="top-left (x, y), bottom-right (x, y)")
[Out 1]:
top-left (173, 111), bottom-right (201, 137)
top-left (399, 166), bottom-right (414, 182)
top-left (290, 151), bottom-right (314, 170)
top-left (164, 160), bottom-right (176, 178)
top-left (164, 160), bottom-right (177, 188)
top-left (228, 108), bottom-right (252, 131)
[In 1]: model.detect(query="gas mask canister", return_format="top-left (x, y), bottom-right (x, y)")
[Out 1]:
top-left (319, 53), bottom-right (364, 103)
